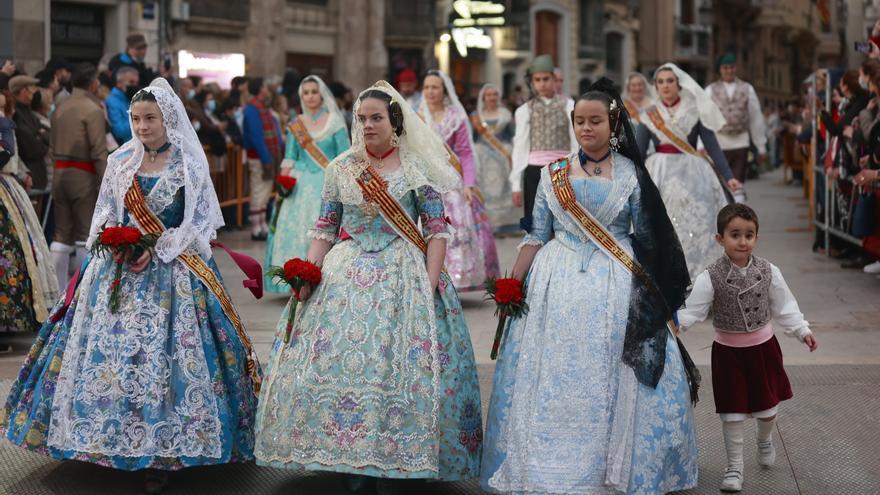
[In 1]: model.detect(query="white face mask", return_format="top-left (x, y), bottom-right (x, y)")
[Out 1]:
top-left (859, 76), bottom-right (869, 90)
top-left (192, 120), bottom-right (201, 132)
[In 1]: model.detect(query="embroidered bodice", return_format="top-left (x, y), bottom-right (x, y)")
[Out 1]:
top-left (310, 169), bottom-right (449, 253)
top-left (523, 154), bottom-right (641, 265)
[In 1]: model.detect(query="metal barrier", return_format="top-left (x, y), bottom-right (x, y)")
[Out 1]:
top-left (205, 144), bottom-right (250, 227)
top-left (810, 70), bottom-right (879, 253)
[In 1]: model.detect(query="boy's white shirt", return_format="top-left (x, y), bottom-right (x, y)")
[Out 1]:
top-left (678, 258), bottom-right (812, 342)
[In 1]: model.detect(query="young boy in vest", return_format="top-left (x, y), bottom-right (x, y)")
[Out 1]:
top-left (508, 54), bottom-right (578, 230)
top-left (678, 203), bottom-right (818, 492)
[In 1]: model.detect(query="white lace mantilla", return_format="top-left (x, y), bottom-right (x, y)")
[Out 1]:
top-left (87, 77), bottom-right (224, 263)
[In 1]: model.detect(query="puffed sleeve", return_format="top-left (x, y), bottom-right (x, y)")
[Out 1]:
top-left (415, 185), bottom-right (451, 241)
top-left (451, 121), bottom-right (477, 187)
top-left (519, 170), bottom-right (554, 248)
top-left (307, 161), bottom-right (343, 242)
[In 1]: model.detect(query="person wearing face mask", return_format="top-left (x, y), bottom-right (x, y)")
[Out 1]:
top-left (105, 66), bottom-right (139, 145)
top-left (108, 33), bottom-right (158, 91)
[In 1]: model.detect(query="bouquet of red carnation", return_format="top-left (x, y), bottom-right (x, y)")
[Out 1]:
top-left (90, 225), bottom-right (158, 313)
top-left (267, 257), bottom-right (322, 344)
top-left (485, 276), bottom-right (528, 360)
top-left (270, 175), bottom-right (297, 233)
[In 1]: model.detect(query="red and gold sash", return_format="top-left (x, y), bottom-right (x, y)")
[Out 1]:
top-left (547, 157), bottom-right (679, 335)
top-left (288, 119), bottom-right (331, 169)
top-left (470, 114), bottom-right (512, 164)
top-left (443, 143), bottom-right (464, 178)
top-left (645, 106), bottom-right (733, 197)
top-left (355, 165), bottom-right (429, 254)
top-left (623, 99), bottom-right (641, 124)
top-left (124, 180), bottom-right (262, 396)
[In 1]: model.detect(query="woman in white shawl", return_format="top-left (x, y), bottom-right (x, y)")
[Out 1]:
top-left (472, 83), bottom-right (518, 231)
top-left (636, 63), bottom-right (742, 279)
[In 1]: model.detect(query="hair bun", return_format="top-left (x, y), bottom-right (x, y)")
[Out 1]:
top-left (588, 77), bottom-right (621, 98)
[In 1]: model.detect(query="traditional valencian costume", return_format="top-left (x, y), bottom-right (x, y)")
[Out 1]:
top-left (636, 63), bottom-right (735, 280)
top-left (264, 75), bottom-right (350, 292)
top-left (472, 83), bottom-right (518, 231)
top-left (419, 70), bottom-right (500, 290)
top-left (255, 81), bottom-right (483, 481)
top-left (0, 78), bottom-right (262, 471)
top-left (0, 130), bottom-right (59, 333)
top-left (482, 79), bottom-right (700, 495)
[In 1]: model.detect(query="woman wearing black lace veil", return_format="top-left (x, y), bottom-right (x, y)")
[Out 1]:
top-left (481, 78), bottom-right (700, 494)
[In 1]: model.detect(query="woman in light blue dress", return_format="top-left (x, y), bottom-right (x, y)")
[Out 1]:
top-left (264, 75), bottom-right (350, 292)
top-left (481, 79), bottom-right (700, 495)
top-left (0, 79), bottom-right (260, 492)
top-left (255, 81), bottom-right (482, 494)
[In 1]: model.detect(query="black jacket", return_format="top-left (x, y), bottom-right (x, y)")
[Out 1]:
top-left (13, 102), bottom-right (49, 189)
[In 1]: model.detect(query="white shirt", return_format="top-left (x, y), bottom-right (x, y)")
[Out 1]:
top-left (705, 81), bottom-right (768, 154)
top-left (678, 260), bottom-right (812, 342)
top-left (509, 96), bottom-right (578, 192)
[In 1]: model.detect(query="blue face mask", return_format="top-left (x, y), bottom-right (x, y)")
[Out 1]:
top-left (234, 109), bottom-right (243, 121)
top-left (192, 120), bottom-right (201, 132)
top-left (206, 99), bottom-right (216, 113)
top-left (186, 89), bottom-right (196, 100)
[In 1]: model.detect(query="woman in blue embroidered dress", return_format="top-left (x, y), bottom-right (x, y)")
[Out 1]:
top-left (481, 79), bottom-right (700, 495)
top-left (0, 79), bottom-right (260, 493)
top-left (264, 75), bottom-right (350, 292)
top-left (254, 81), bottom-right (482, 494)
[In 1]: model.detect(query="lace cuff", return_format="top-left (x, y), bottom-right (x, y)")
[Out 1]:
top-left (517, 237), bottom-right (545, 250)
top-left (425, 232), bottom-right (452, 242)
top-left (308, 229), bottom-right (337, 243)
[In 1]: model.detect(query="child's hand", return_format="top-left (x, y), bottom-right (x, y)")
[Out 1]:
top-left (804, 334), bottom-right (818, 352)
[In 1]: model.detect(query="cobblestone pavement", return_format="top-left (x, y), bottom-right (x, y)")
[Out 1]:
top-left (0, 169), bottom-right (878, 494)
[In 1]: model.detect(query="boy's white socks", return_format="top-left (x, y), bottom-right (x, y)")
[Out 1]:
top-left (721, 420), bottom-right (745, 492)
top-left (756, 417), bottom-right (777, 467)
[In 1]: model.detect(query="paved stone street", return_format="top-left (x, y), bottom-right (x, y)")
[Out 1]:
top-left (1, 168), bottom-right (878, 494)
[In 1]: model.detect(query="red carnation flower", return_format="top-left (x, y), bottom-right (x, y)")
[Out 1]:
top-left (270, 258), bottom-right (323, 345)
top-left (91, 226), bottom-right (157, 313)
top-left (485, 276), bottom-right (529, 360)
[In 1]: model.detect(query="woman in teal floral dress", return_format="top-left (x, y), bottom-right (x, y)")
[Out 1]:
top-left (264, 75), bottom-right (350, 292)
top-left (255, 81), bottom-right (482, 494)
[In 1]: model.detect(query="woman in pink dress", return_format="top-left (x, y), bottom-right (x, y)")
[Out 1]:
top-left (419, 70), bottom-right (499, 290)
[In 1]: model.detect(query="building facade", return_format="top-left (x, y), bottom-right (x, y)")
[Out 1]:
top-left (711, 0), bottom-right (845, 110)
top-left (638, 0), bottom-right (715, 85)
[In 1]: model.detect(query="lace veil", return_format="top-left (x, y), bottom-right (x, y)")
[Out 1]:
top-left (87, 77), bottom-right (225, 263)
top-left (298, 75), bottom-right (346, 138)
top-left (477, 83), bottom-right (513, 129)
top-left (323, 80), bottom-right (461, 206)
top-left (651, 62), bottom-right (726, 132)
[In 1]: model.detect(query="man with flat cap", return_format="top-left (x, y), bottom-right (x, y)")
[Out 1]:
top-left (509, 54), bottom-right (578, 229)
top-left (705, 52), bottom-right (767, 189)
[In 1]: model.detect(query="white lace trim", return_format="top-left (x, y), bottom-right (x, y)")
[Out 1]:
top-left (87, 77), bottom-right (223, 263)
top-left (307, 229), bottom-right (337, 243)
top-left (47, 257), bottom-right (222, 458)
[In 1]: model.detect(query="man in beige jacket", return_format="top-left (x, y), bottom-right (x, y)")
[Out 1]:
top-left (49, 63), bottom-right (108, 289)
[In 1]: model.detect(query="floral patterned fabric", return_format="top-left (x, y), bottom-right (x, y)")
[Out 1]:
top-left (263, 124), bottom-right (349, 292)
top-left (0, 198), bottom-right (37, 333)
top-left (640, 101), bottom-right (728, 280)
top-left (474, 117), bottom-right (519, 230)
top-left (481, 159), bottom-right (698, 494)
top-left (0, 172), bottom-right (259, 471)
top-left (255, 164), bottom-right (482, 481)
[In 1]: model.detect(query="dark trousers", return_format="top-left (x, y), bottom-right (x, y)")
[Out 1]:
top-left (521, 165), bottom-right (543, 231)
top-left (724, 147), bottom-right (749, 183)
